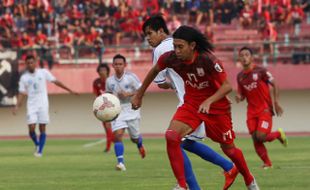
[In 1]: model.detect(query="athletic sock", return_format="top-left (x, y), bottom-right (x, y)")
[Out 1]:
top-left (265, 131), bottom-right (280, 142)
top-left (254, 141), bottom-right (272, 166)
top-left (222, 146), bottom-right (254, 185)
top-left (182, 139), bottom-right (233, 172)
top-left (29, 131), bottom-right (39, 146)
top-left (38, 133), bottom-right (46, 154)
top-left (166, 130), bottom-right (187, 188)
top-left (137, 135), bottom-right (143, 148)
top-left (182, 148), bottom-right (200, 190)
top-left (105, 125), bottom-right (113, 151)
top-left (114, 142), bottom-right (124, 163)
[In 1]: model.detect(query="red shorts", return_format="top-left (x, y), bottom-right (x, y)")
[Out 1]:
top-left (172, 104), bottom-right (235, 144)
top-left (247, 111), bottom-right (273, 134)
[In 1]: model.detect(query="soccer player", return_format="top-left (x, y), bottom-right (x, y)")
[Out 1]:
top-left (105, 54), bottom-right (146, 171)
top-left (236, 47), bottom-right (288, 169)
top-left (143, 16), bottom-right (238, 190)
top-left (93, 63), bottom-right (113, 152)
top-left (132, 26), bottom-right (259, 190)
top-left (12, 54), bottom-right (77, 157)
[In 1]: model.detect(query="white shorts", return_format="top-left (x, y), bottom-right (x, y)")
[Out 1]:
top-left (184, 124), bottom-right (206, 141)
top-left (27, 106), bottom-right (49, 125)
top-left (111, 119), bottom-right (140, 139)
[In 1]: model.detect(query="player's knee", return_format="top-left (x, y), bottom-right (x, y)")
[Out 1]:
top-left (113, 134), bottom-right (123, 142)
top-left (130, 138), bottom-right (138, 143)
top-left (181, 139), bottom-right (195, 150)
top-left (253, 134), bottom-right (265, 143)
top-left (165, 130), bottom-right (182, 145)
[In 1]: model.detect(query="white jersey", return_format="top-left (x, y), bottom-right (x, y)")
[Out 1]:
top-left (153, 37), bottom-right (185, 106)
top-left (152, 37), bottom-right (205, 140)
top-left (106, 71), bottom-right (141, 121)
top-left (19, 69), bottom-right (56, 111)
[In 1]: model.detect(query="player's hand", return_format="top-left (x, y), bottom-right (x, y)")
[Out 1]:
top-left (235, 94), bottom-right (243, 103)
top-left (275, 102), bottom-right (283, 117)
top-left (12, 106), bottom-right (18, 115)
top-left (131, 94), bottom-right (142, 110)
top-left (198, 99), bottom-right (211, 114)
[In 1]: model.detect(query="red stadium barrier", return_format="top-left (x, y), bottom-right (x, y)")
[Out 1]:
top-left (47, 63), bottom-right (310, 94)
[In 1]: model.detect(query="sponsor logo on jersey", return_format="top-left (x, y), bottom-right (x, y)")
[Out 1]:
top-left (196, 67), bottom-right (205, 77)
top-left (243, 82), bottom-right (257, 91)
top-left (185, 80), bottom-right (209, 89)
top-left (214, 63), bottom-right (223, 72)
top-left (253, 73), bottom-right (258, 81)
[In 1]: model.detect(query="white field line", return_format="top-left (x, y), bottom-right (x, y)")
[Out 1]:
top-left (83, 139), bottom-right (105, 148)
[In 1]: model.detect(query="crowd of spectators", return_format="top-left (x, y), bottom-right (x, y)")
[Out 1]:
top-left (0, 0), bottom-right (309, 68)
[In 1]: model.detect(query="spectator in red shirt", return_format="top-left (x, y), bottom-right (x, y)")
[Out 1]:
top-left (240, 4), bottom-right (254, 28)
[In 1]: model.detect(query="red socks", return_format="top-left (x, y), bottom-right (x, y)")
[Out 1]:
top-left (222, 146), bottom-right (254, 186)
top-left (104, 123), bottom-right (113, 151)
top-left (165, 130), bottom-right (187, 188)
top-left (254, 141), bottom-right (272, 166)
top-left (265, 131), bottom-right (280, 142)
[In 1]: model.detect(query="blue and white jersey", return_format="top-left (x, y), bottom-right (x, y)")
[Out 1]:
top-left (19, 69), bottom-right (56, 112)
top-left (106, 71), bottom-right (141, 121)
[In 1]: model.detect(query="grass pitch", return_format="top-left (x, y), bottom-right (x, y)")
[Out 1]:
top-left (0, 137), bottom-right (310, 190)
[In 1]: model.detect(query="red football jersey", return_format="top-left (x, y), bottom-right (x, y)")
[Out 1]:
top-left (237, 65), bottom-right (274, 116)
top-left (93, 78), bottom-right (106, 97)
top-left (157, 51), bottom-right (230, 114)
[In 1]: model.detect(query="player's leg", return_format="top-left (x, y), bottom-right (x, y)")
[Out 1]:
top-left (182, 148), bottom-right (200, 190)
top-left (28, 124), bottom-right (39, 150)
top-left (205, 114), bottom-right (258, 188)
top-left (37, 124), bottom-right (47, 156)
top-left (182, 125), bottom-right (234, 172)
top-left (127, 119), bottom-right (145, 158)
top-left (102, 121), bottom-right (113, 152)
top-left (113, 128), bottom-right (126, 171)
top-left (258, 113), bottom-right (288, 146)
top-left (166, 120), bottom-right (194, 189)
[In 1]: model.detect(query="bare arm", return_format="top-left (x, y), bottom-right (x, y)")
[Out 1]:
top-left (199, 79), bottom-right (232, 113)
top-left (269, 79), bottom-right (283, 116)
top-left (53, 80), bottom-right (78, 95)
top-left (131, 65), bottom-right (160, 109)
top-left (12, 92), bottom-right (26, 115)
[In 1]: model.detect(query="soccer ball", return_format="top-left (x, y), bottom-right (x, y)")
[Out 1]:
top-left (93, 93), bottom-right (121, 122)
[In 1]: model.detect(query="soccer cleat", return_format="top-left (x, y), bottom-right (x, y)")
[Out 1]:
top-left (223, 164), bottom-right (239, 190)
top-left (247, 178), bottom-right (260, 190)
top-left (34, 152), bottom-right (42, 158)
top-left (138, 146), bottom-right (146, 159)
top-left (278, 128), bottom-right (288, 147)
top-left (115, 162), bottom-right (126, 171)
top-left (172, 184), bottom-right (187, 190)
top-left (104, 148), bottom-right (110, 153)
top-left (262, 163), bottom-right (273, 170)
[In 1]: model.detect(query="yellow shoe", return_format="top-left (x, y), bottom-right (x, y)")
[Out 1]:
top-left (278, 128), bottom-right (288, 147)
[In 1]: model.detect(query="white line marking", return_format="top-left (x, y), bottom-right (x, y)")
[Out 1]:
top-left (83, 139), bottom-right (105, 148)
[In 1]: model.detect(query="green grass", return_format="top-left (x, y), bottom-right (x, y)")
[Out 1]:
top-left (0, 137), bottom-right (310, 190)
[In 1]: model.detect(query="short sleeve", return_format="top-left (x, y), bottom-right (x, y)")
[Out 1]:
top-left (129, 73), bottom-right (142, 90)
top-left (43, 69), bottom-right (56, 82)
top-left (210, 60), bottom-right (227, 88)
top-left (105, 78), bottom-right (112, 93)
top-left (154, 69), bottom-right (167, 84)
top-left (261, 68), bottom-right (274, 83)
top-left (157, 53), bottom-right (168, 71)
top-left (18, 77), bottom-right (26, 93)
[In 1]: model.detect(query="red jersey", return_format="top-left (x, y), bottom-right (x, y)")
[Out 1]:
top-left (157, 51), bottom-right (230, 114)
top-left (93, 78), bottom-right (106, 97)
top-left (237, 65), bottom-right (274, 116)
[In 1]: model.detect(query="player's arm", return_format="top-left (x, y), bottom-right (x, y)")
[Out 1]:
top-left (199, 79), bottom-right (232, 113)
top-left (52, 80), bottom-right (79, 95)
top-left (235, 82), bottom-right (245, 103)
top-left (131, 64), bottom-right (161, 109)
top-left (12, 92), bottom-right (26, 115)
top-left (269, 79), bottom-right (283, 116)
